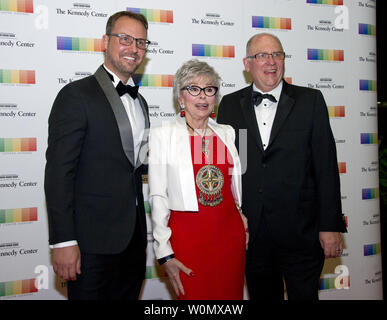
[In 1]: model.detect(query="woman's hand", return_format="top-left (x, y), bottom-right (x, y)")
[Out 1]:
top-left (163, 258), bottom-right (193, 297)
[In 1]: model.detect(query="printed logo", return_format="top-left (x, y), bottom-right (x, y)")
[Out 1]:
top-left (362, 187), bottom-right (379, 200)
top-left (363, 243), bottom-right (381, 256)
top-left (308, 78), bottom-right (344, 90)
top-left (252, 16), bottom-right (291, 30)
top-left (308, 49), bottom-right (344, 61)
top-left (146, 41), bottom-right (174, 56)
top-left (359, 23), bottom-right (376, 35)
top-left (191, 12), bottom-right (235, 26)
top-left (127, 7), bottom-right (173, 24)
top-left (0, 69), bottom-right (35, 84)
top-left (55, 3), bottom-right (108, 18)
top-left (0, 207), bottom-right (37, 224)
top-left (360, 133), bottom-right (378, 144)
top-left (328, 106), bottom-right (345, 117)
top-left (133, 74), bottom-right (173, 87)
top-left (320, 265), bottom-right (350, 290)
top-left (307, 0), bottom-right (343, 5)
top-left (0, 279), bottom-right (37, 297)
top-left (358, 1), bottom-right (376, 9)
top-left (192, 44), bottom-right (235, 58)
top-left (0, 174), bottom-right (38, 189)
top-left (359, 80), bottom-right (377, 91)
top-left (0, 0), bottom-right (33, 13)
top-left (57, 36), bottom-right (104, 52)
top-left (0, 138), bottom-right (36, 152)
top-left (307, 19), bottom-right (344, 32)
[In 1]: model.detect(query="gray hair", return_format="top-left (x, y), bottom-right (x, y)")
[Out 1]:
top-left (173, 59), bottom-right (221, 107)
top-left (246, 33), bottom-right (284, 56)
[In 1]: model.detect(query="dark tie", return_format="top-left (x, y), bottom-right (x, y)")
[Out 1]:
top-left (252, 91), bottom-right (277, 106)
top-left (116, 81), bottom-right (139, 99)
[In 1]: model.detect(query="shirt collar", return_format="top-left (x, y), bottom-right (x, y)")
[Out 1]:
top-left (103, 64), bottom-right (135, 87)
top-left (252, 80), bottom-right (283, 103)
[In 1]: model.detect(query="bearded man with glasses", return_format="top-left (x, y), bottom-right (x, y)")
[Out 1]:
top-left (45, 11), bottom-right (150, 300)
top-left (217, 33), bottom-right (347, 300)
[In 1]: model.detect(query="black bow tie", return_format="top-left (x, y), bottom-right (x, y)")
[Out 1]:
top-left (116, 81), bottom-right (139, 99)
top-left (252, 91), bottom-right (277, 106)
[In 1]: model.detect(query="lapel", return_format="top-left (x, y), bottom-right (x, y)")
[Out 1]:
top-left (135, 94), bottom-right (150, 169)
top-left (267, 81), bottom-right (295, 148)
top-left (240, 84), bottom-right (264, 152)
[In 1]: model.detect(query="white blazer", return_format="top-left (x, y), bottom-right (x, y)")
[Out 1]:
top-left (148, 116), bottom-right (242, 259)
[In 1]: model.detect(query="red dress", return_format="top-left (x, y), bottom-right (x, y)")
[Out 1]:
top-left (168, 134), bottom-right (246, 300)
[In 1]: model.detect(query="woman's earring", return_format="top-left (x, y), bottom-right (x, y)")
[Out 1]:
top-left (210, 111), bottom-right (216, 118)
top-left (180, 104), bottom-right (185, 117)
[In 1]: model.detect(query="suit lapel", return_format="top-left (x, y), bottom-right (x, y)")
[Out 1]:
top-left (94, 65), bottom-right (135, 167)
top-left (240, 85), bottom-right (264, 151)
top-left (135, 94), bottom-right (150, 169)
top-left (268, 81), bottom-right (295, 148)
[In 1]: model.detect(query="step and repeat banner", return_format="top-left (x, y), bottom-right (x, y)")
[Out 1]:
top-left (0, 0), bottom-right (381, 300)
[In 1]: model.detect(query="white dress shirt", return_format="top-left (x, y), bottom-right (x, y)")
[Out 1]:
top-left (253, 81), bottom-right (283, 150)
top-left (51, 66), bottom-right (144, 249)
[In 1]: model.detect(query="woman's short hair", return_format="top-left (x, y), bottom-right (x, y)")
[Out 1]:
top-left (173, 59), bottom-right (221, 107)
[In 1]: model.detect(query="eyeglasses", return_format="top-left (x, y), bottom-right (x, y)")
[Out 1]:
top-left (107, 33), bottom-right (151, 50)
top-left (182, 85), bottom-right (218, 97)
top-left (247, 51), bottom-right (286, 61)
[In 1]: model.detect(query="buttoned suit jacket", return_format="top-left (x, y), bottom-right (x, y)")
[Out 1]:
top-left (217, 80), bottom-right (347, 253)
top-left (45, 65), bottom-right (149, 254)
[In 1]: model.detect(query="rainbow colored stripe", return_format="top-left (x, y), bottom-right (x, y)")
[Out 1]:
top-left (0, 69), bottom-right (35, 84)
top-left (319, 276), bottom-right (350, 290)
top-left (308, 49), bottom-right (344, 61)
top-left (133, 74), bottom-right (173, 87)
top-left (57, 37), bottom-right (104, 52)
top-left (127, 7), bottom-right (173, 23)
top-left (362, 188), bottom-right (379, 200)
top-left (338, 162), bottom-right (346, 174)
top-left (144, 201), bottom-right (151, 214)
top-left (0, 0), bottom-right (33, 13)
top-left (364, 243), bottom-right (381, 256)
top-left (359, 23), bottom-right (376, 36)
top-left (307, 0), bottom-right (343, 4)
top-left (328, 106), bottom-right (345, 117)
top-left (252, 16), bottom-right (291, 30)
top-left (359, 80), bottom-right (377, 91)
top-left (192, 44), bottom-right (235, 58)
top-left (0, 138), bottom-right (37, 152)
top-left (0, 279), bottom-right (37, 297)
top-left (0, 208), bottom-right (37, 224)
top-left (361, 133), bottom-right (378, 145)
top-left (145, 265), bottom-right (166, 279)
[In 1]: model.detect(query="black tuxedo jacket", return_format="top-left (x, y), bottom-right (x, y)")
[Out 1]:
top-left (45, 65), bottom-right (149, 254)
top-left (218, 80), bottom-right (347, 251)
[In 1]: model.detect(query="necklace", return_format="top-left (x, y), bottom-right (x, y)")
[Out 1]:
top-left (186, 121), bottom-right (224, 207)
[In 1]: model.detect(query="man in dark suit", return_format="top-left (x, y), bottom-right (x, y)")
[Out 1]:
top-left (44, 11), bottom-right (150, 300)
top-left (217, 33), bottom-right (347, 300)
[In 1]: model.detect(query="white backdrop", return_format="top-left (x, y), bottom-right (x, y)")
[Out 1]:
top-left (0, 0), bottom-right (381, 300)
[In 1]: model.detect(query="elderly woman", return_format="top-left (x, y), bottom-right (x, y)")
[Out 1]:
top-left (148, 59), bottom-right (248, 300)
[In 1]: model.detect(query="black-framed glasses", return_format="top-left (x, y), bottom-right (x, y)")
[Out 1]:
top-left (182, 85), bottom-right (218, 97)
top-left (107, 33), bottom-right (151, 50)
top-left (247, 51), bottom-right (286, 61)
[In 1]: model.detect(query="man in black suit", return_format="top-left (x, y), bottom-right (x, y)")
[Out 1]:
top-left (44, 11), bottom-right (150, 300)
top-left (217, 33), bottom-right (347, 300)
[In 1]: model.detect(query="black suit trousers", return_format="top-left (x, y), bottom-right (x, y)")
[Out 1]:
top-left (67, 208), bottom-right (146, 300)
top-left (245, 214), bottom-right (325, 301)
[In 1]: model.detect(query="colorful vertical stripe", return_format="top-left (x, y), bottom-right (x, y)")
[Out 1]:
top-left (145, 265), bottom-right (166, 279)
top-left (319, 276), bottom-right (350, 290)
top-left (360, 133), bottom-right (378, 144)
top-left (0, 279), bottom-right (37, 297)
top-left (144, 201), bottom-right (151, 214)
top-left (0, 0), bottom-right (33, 13)
top-left (133, 74), bottom-right (173, 87)
top-left (364, 243), bottom-right (381, 256)
top-left (0, 69), bottom-right (35, 84)
top-left (338, 162), bottom-right (346, 174)
top-left (252, 16), bottom-right (291, 30)
top-left (307, 49), bottom-right (344, 61)
top-left (0, 138), bottom-right (37, 152)
top-left (328, 106), bottom-right (345, 117)
top-left (127, 7), bottom-right (173, 23)
top-left (307, 0), bottom-right (343, 4)
top-left (359, 80), bottom-right (377, 91)
top-left (192, 44), bottom-right (235, 58)
top-left (359, 23), bottom-right (376, 36)
top-left (362, 188), bottom-right (379, 200)
top-left (57, 37), bottom-right (104, 52)
top-left (0, 208), bottom-right (37, 224)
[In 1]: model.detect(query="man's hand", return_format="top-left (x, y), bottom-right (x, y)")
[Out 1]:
top-left (319, 232), bottom-right (343, 258)
top-left (52, 245), bottom-right (81, 281)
